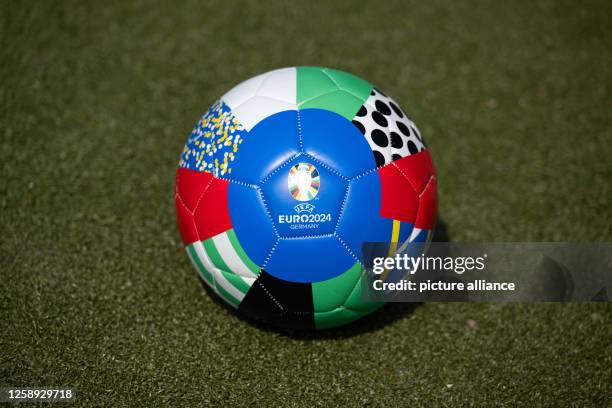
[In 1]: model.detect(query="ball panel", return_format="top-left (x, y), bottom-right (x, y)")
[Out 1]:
top-left (186, 242), bottom-right (214, 285)
top-left (228, 183), bottom-right (278, 267)
top-left (350, 89), bottom-right (427, 168)
top-left (324, 68), bottom-right (372, 98)
top-left (176, 194), bottom-right (200, 245)
top-left (254, 67), bottom-right (296, 104)
top-left (378, 151), bottom-right (437, 229)
top-left (206, 230), bottom-right (260, 280)
top-left (296, 66), bottom-right (337, 102)
top-left (336, 172), bottom-right (402, 259)
top-left (239, 270), bottom-right (315, 330)
top-left (193, 178), bottom-right (232, 241)
top-left (221, 72), bottom-right (267, 108)
top-left (186, 239), bottom-right (256, 309)
top-left (314, 307), bottom-right (363, 330)
top-left (314, 297), bottom-right (384, 330)
top-left (222, 68), bottom-right (297, 131)
top-left (311, 262), bottom-right (362, 313)
top-left (210, 271), bottom-right (243, 308)
top-left (212, 270), bottom-right (250, 304)
top-left (179, 100), bottom-right (247, 176)
top-left (378, 164), bottom-right (420, 224)
top-left (175, 167), bottom-right (213, 212)
top-left (299, 108), bottom-right (377, 178)
top-left (391, 150), bottom-right (436, 193)
top-left (296, 66), bottom-right (372, 120)
top-left (228, 110), bottom-right (300, 184)
top-left (230, 96), bottom-right (296, 132)
top-left (415, 176), bottom-right (437, 230)
top-left (224, 229), bottom-right (261, 277)
top-left (299, 91), bottom-right (366, 122)
top-left (342, 277), bottom-right (383, 313)
top-left (259, 154), bottom-right (347, 237)
top-left (264, 236), bottom-right (356, 283)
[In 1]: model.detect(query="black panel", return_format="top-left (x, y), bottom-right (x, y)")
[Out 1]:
top-left (239, 270), bottom-right (314, 330)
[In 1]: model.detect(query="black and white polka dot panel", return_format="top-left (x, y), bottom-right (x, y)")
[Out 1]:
top-left (352, 88), bottom-right (426, 168)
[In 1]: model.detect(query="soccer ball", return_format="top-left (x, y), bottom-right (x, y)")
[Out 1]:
top-left (175, 67), bottom-right (437, 330)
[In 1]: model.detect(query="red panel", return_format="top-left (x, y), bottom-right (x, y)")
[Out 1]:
top-left (415, 176), bottom-right (437, 229)
top-left (193, 178), bottom-right (232, 240)
top-left (378, 150), bottom-right (437, 225)
top-left (392, 150), bottom-right (436, 194)
top-left (176, 167), bottom-right (213, 211)
top-left (175, 193), bottom-right (200, 245)
top-left (378, 164), bottom-right (419, 223)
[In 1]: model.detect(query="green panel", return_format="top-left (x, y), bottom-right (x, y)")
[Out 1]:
top-left (300, 91), bottom-right (368, 120)
top-left (297, 66), bottom-right (373, 120)
top-left (187, 244), bottom-right (213, 284)
top-left (220, 269), bottom-right (251, 295)
top-left (296, 66), bottom-right (337, 104)
top-left (226, 229), bottom-right (260, 276)
top-left (325, 68), bottom-right (372, 98)
top-left (213, 280), bottom-right (241, 309)
top-left (203, 238), bottom-right (230, 271)
top-left (314, 302), bottom-right (385, 330)
top-left (312, 262), bottom-right (363, 313)
top-left (312, 262), bottom-right (384, 329)
top-left (314, 307), bottom-right (362, 330)
top-left (345, 273), bottom-right (384, 313)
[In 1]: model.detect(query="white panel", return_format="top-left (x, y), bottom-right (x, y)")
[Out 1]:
top-left (193, 240), bottom-right (215, 273)
top-left (186, 246), bottom-right (213, 287)
top-left (256, 67), bottom-right (296, 104)
top-left (231, 96), bottom-right (296, 131)
top-left (221, 73), bottom-right (266, 109)
top-left (221, 67), bottom-right (297, 131)
top-left (211, 233), bottom-right (258, 279)
top-left (210, 268), bottom-right (245, 302)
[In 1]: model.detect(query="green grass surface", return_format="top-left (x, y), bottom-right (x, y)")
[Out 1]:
top-left (1, 0), bottom-right (611, 406)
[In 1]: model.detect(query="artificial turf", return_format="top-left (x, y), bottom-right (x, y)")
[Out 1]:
top-left (1, 0), bottom-right (611, 406)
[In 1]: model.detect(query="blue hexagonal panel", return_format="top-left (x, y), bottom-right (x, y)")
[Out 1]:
top-left (260, 154), bottom-right (347, 237)
top-left (265, 236), bottom-right (356, 283)
top-left (228, 183), bottom-right (278, 266)
top-left (229, 110), bottom-right (300, 184)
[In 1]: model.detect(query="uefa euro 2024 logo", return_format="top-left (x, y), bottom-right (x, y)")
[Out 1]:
top-left (278, 163), bottom-right (332, 227)
top-left (294, 203), bottom-right (315, 214)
